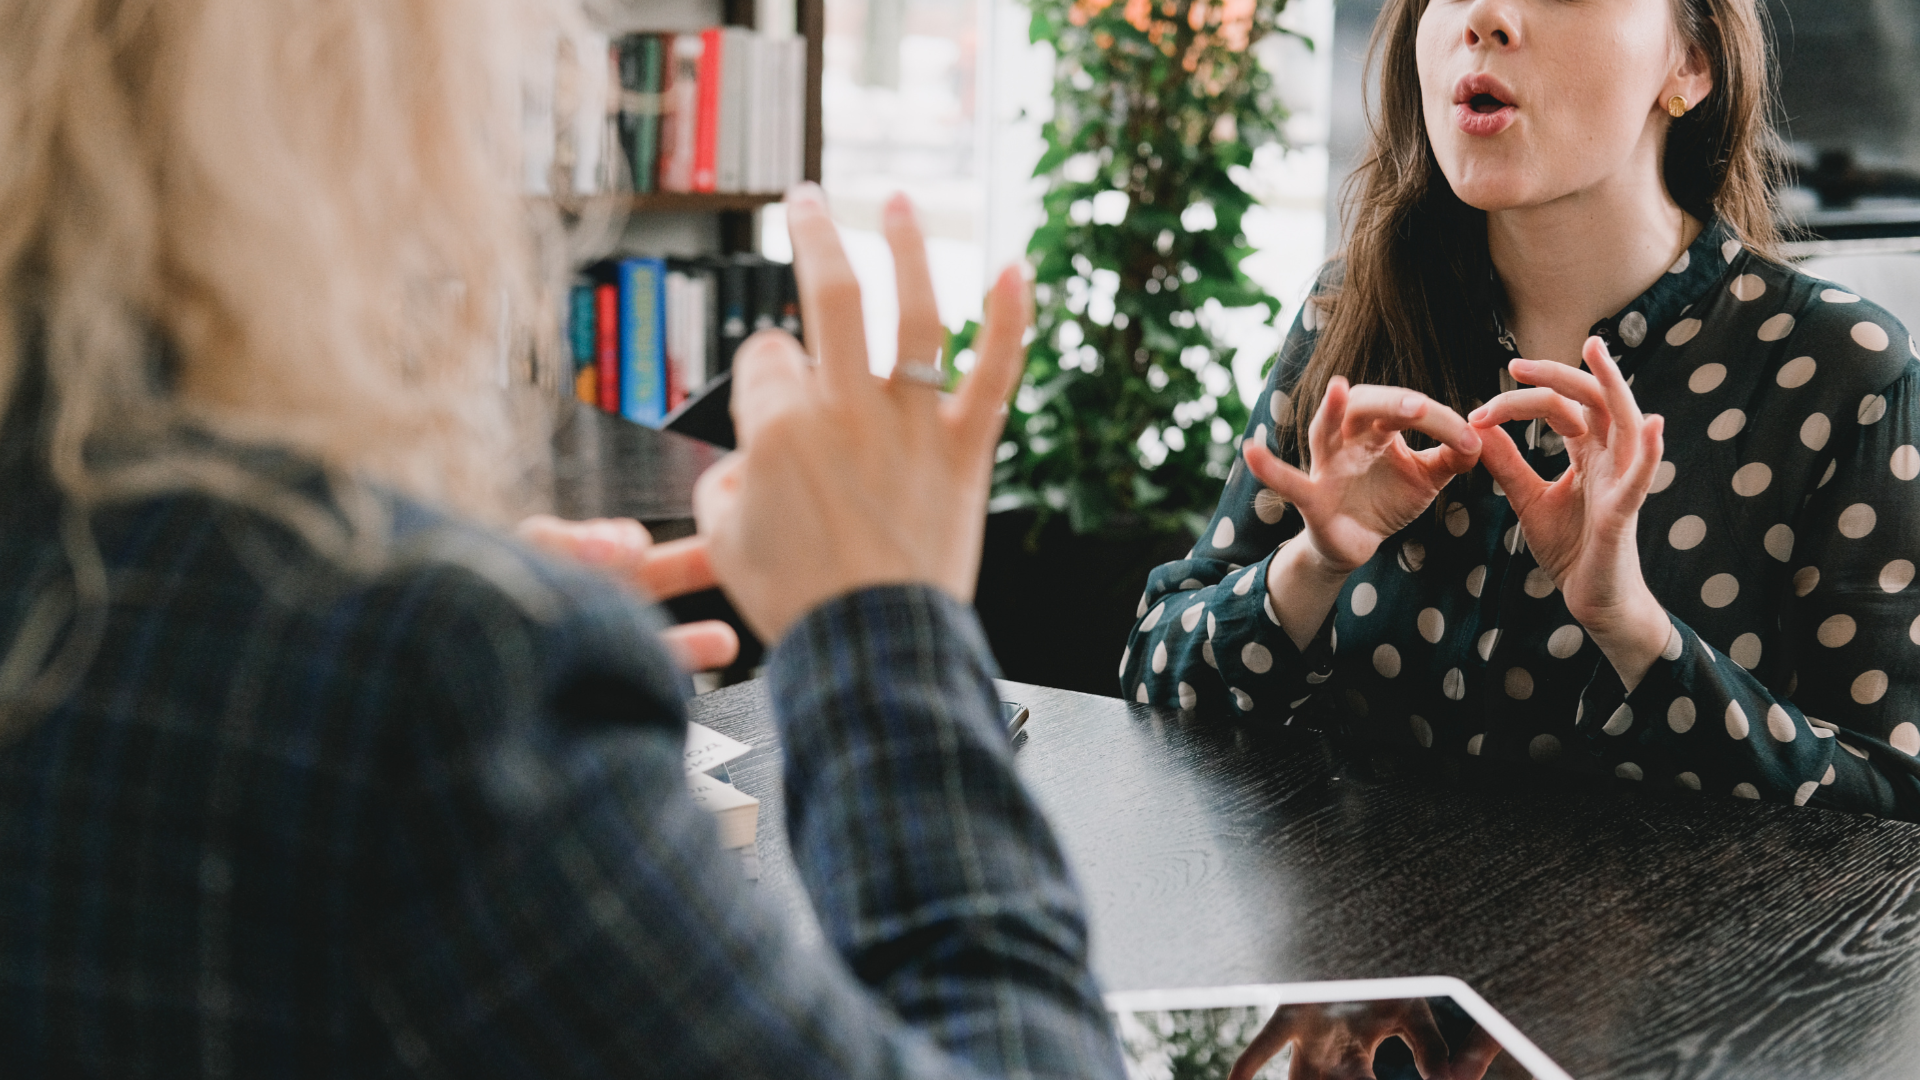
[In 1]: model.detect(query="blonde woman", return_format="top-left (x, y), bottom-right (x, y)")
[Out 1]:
top-left (0, 1), bottom-right (1126, 1076)
top-left (1127, 0), bottom-right (1920, 817)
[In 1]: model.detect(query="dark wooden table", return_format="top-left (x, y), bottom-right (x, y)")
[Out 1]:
top-left (690, 679), bottom-right (1920, 1080)
top-left (552, 402), bottom-right (722, 541)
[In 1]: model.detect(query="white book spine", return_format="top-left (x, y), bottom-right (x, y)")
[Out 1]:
top-left (689, 275), bottom-right (710, 389)
top-left (570, 30), bottom-right (610, 196)
top-left (521, 32), bottom-right (557, 195)
top-left (747, 34), bottom-right (768, 193)
top-left (786, 36), bottom-right (806, 188)
top-left (717, 28), bottom-right (751, 193)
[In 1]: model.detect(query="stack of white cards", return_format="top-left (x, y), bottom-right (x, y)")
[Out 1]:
top-left (684, 722), bottom-right (758, 854)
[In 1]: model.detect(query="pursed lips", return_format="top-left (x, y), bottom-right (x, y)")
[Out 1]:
top-left (1452, 72), bottom-right (1519, 136)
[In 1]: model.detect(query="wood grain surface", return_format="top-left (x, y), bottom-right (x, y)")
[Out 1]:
top-left (689, 679), bottom-right (1920, 1080)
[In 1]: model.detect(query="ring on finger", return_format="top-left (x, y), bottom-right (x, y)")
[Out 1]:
top-left (892, 358), bottom-right (946, 389)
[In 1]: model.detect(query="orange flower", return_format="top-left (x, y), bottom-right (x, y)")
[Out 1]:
top-left (1187, 2), bottom-right (1210, 30)
top-left (1219, 0), bottom-right (1255, 50)
top-left (1094, 30), bottom-right (1115, 48)
top-left (1125, 0), bottom-right (1152, 31)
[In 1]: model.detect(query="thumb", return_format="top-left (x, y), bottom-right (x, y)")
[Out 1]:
top-left (729, 330), bottom-right (811, 450)
top-left (1473, 423), bottom-right (1548, 514)
top-left (1243, 439), bottom-right (1315, 513)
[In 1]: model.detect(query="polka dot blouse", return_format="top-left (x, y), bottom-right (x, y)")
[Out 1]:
top-left (1123, 219), bottom-right (1920, 818)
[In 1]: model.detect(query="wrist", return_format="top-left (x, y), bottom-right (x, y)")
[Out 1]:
top-left (1580, 589), bottom-right (1672, 693)
top-left (1277, 532), bottom-right (1357, 586)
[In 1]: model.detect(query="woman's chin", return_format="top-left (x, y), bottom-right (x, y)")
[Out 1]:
top-left (1440, 171), bottom-right (1547, 214)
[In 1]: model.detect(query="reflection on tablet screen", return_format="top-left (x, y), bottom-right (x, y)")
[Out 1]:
top-left (1106, 978), bottom-right (1571, 1080)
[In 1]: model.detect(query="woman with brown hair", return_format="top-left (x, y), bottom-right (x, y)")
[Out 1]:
top-left (1126, 0), bottom-right (1920, 817)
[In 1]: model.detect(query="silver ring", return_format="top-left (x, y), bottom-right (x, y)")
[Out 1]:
top-left (892, 360), bottom-right (945, 388)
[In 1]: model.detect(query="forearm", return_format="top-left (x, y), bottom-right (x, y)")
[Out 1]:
top-left (1266, 534), bottom-right (1353, 652)
top-left (768, 585), bottom-right (1126, 1078)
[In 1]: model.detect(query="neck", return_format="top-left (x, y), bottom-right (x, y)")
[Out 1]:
top-left (1487, 167), bottom-right (1700, 365)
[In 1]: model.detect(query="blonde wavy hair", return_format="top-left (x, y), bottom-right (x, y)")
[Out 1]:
top-left (0, 0), bottom-right (560, 528)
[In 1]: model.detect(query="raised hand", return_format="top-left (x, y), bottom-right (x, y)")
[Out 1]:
top-left (1242, 379), bottom-right (1482, 650)
top-left (516, 514), bottom-right (741, 672)
top-left (1245, 378), bottom-right (1484, 575)
top-left (691, 185), bottom-right (1029, 643)
top-left (1468, 335), bottom-right (1673, 688)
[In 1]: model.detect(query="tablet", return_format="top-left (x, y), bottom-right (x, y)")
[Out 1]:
top-left (1105, 977), bottom-right (1572, 1080)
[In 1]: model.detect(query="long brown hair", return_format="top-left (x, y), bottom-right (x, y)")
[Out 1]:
top-left (1293, 0), bottom-right (1784, 454)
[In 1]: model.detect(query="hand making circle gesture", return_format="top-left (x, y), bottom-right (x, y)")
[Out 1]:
top-left (1468, 336), bottom-right (1672, 677)
top-left (1243, 377), bottom-right (1484, 575)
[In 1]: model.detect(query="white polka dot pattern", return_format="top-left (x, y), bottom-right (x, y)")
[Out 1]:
top-left (1689, 363), bottom-right (1727, 392)
top-left (1853, 321), bottom-right (1891, 351)
top-left (1777, 356), bottom-right (1817, 387)
top-left (1800, 413), bottom-right (1830, 451)
top-left (1763, 525), bottom-right (1794, 562)
top-left (1707, 409), bottom-right (1746, 440)
top-left (1351, 583), bottom-right (1377, 616)
top-left (1125, 225), bottom-right (1920, 818)
top-left (1758, 313), bottom-right (1795, 341)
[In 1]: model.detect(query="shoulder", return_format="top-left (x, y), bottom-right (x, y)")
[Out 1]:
top-left (1737, 253), bottom-right (1916, 397)
top-left (366, 500), bottom-right (688, 733)
top-left (1272, 258), bottom-right (1344, 388)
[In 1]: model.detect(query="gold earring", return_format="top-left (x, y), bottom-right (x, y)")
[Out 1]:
top-left (1667, 95), bottom-right (1688, 118)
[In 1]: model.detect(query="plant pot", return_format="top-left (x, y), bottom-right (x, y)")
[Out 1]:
top-left (973, 510), bottom-right (1195, 697)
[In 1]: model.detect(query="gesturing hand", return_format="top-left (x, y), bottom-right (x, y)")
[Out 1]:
top-left (1468, 336), bottom-right (1673, 687)
top-left (1244, 378), bottom-right (1483, 575)
top-left (692, 185), bottom-right (1029, 643)
top-left (516, 515), bottom-right (741, 672)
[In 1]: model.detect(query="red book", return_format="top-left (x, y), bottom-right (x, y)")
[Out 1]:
top-left (693, 27), bottom-right (722, 193)
top-left (595, 283), bottom-right (619, 413)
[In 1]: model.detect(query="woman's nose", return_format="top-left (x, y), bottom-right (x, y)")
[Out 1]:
top-left (1464, 1), bottom-right (1519, 49)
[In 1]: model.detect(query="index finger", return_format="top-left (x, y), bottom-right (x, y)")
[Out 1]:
top-left (784, 183), bottom-right (872, 398)
top-left (1582, 335), bottom-right (1644, 432)
top-left (633, 535), bottom-right (720, 600)
top-left (1338, 386), bottom-right (1482, 457)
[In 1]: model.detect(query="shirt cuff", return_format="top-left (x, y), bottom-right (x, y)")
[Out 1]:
top-left (1572, 610), bottom-right (1697, 758)
top-left (1205, 550), bottom-right (1336, 717)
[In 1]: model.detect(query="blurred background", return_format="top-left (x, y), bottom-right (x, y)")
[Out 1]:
top-left (573, 0), bottom-right (1920, 694)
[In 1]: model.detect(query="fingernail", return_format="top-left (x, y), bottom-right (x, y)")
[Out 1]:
top-left (1511, 358), bottom-right (1533, 371)
top-left (1468, 404), bottom-right (1487, 422)
top-left (786, 182), bottom-right (824, 209)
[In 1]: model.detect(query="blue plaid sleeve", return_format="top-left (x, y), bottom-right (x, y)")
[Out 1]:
top-left (359, 568), bottom-right (1125, 1080)
top-left (769, 586), bottom-right (1127, 1078)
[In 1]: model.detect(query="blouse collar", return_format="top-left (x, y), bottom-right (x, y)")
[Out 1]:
top-left (1489, 215), bottom-right (1739, 375)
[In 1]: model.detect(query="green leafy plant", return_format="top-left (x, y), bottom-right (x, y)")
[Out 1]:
top-left (1122, 1006), bottom-right (1282, 1080)
top-left (958, 0), bottom-right (1298, 542)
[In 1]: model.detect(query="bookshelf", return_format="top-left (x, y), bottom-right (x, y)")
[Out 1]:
top-left (551, 0), bottom-right (823, 690)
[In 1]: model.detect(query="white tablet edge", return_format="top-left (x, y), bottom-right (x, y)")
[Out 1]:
top-left (1103, 976), bottom-right (1574, 1080)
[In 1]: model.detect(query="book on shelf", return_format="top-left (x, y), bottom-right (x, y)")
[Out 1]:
top-left (617, 257), bottom-right (669, 425)
top-left (527, 27), bottom-right (805, 197)
top-left (594, 280), bottom-right (619, 413)
top-left (567, 255), bottom-right (799, 426)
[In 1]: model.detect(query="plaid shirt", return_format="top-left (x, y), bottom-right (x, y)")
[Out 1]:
top-left (0, 445), bottom-right (1125, 1078)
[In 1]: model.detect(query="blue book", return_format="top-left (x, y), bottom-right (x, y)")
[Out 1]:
top-left (618, 257), bottom-right (669, 424)
top-left (568, 282), bottom-right (596, 370)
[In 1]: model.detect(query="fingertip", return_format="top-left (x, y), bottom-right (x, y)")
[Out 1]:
top-left (785, 181), bottom-right (824, 211)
